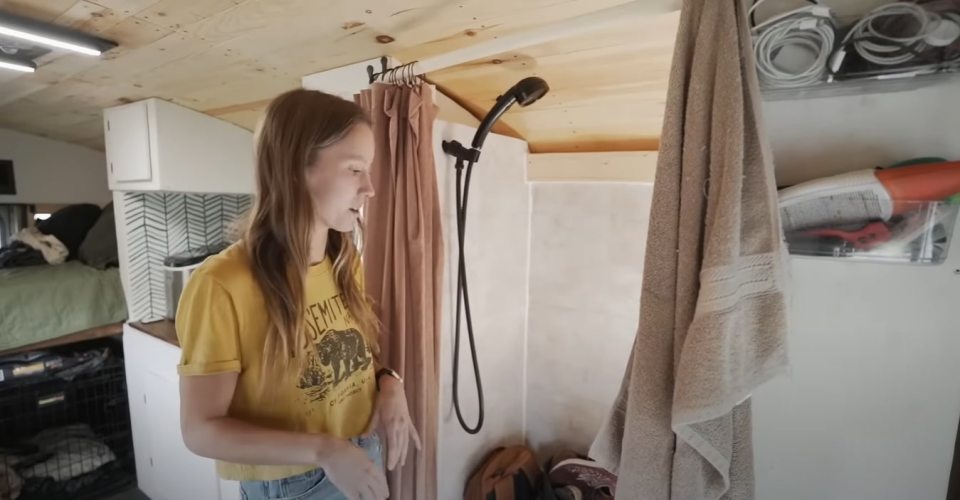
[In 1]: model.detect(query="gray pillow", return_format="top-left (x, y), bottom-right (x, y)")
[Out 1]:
top-left (78, 202), bottom-right (118, 269)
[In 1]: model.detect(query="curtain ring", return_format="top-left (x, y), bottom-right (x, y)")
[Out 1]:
top-left (378, 61), bottom-right (421, 87)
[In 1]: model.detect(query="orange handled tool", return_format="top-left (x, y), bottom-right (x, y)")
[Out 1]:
top-left (876, 160), bottom-right (960, 214)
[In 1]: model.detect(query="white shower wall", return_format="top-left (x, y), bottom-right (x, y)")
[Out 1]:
top-left (525, 182), bottom-right (653, 460)
top-left (433, 121), bottom-right (531, 500)
top-left (424, 104), bottom-right (653, 495)
top-left (429, 141), bottom-right (656, 495)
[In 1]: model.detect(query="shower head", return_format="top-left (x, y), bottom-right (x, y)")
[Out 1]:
top-left (510, 76), bottom-right (550, 106)
top-left (471, 76), bottom-right (549, 150)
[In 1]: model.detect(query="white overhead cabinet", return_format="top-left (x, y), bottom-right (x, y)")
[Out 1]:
top-left (103, 98), bottom-right (255, 194)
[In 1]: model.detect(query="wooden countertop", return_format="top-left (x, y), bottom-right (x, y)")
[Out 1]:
top-left (131, 319), bottom-right (180, 347)
top-left (0, 322), bottom-right (124, 356)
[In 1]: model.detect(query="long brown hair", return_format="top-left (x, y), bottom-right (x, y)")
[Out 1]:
top-left (245, 89), bottom-right (379, 379)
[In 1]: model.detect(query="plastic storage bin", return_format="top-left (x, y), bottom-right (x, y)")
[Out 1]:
top-left (781, 197), bottom-right (958, 264)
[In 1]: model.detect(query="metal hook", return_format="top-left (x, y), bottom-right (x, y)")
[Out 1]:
top-left (367, 56), bottom-right (388, 85)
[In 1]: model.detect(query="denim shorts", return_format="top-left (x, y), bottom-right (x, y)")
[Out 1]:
top-left (240, 434), bottom-right (384, 500)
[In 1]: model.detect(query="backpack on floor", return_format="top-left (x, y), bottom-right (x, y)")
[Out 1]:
top-left (465, 445), bottom-right (554, 500)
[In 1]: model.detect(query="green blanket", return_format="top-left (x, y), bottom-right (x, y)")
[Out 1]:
top-left (0, 261), bottom-right (127, 352)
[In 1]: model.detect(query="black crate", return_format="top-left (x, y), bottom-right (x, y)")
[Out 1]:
top-left (0, 339), bottom-right (135, 500)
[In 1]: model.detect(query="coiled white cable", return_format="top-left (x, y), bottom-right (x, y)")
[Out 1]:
top-left (840, 2), bottom-right (936, 66)
top-left (751, 1), bottom-right (837, 89)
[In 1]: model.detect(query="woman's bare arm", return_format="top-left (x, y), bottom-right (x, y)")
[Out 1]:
top-left (179, 372), bottom-right (347, 466)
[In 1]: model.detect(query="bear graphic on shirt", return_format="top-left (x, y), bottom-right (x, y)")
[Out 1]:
top-left (297, 294), bottom-right (373, 404)
top-left (298, 329), bottom-right (371, 402)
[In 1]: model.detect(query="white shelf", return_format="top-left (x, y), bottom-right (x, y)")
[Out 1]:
top-left (762, 70), bottom-right (960, 102)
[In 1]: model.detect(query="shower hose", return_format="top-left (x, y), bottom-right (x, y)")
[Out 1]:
top-left (452, 156), bottom-right (484, 435)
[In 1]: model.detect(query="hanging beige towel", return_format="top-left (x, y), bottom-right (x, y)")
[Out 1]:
top-left (589, 1), bottom-right (789, 499)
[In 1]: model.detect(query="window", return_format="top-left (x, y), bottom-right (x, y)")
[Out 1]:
top-left (0, 159), bottom-right (15, 195)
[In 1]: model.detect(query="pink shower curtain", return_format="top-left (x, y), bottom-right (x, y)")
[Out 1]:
top-left (357, 82), bottom-right (443, 500)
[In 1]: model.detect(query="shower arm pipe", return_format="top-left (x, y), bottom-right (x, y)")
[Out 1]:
top-left (399, 0), bottom-right (678, 77)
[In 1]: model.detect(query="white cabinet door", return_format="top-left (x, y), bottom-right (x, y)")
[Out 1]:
top-left (104, 102), bottom-right (153, 185)
top-left (143, 369), bottom-right (221, 500)
top-left (124, 325), bottom-right (223, 500)
top-left (123, 326), bottom-right (160, 498)
top-left (103, 98), bottom-right (254, 194)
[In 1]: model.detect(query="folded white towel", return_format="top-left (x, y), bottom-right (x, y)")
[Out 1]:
top-left (16, 227), bottom-right (69, 264)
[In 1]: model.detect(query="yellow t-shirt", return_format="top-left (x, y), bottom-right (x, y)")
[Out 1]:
top-left (175, 243), bottom-right (376, 481)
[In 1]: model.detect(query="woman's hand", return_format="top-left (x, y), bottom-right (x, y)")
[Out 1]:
top-left (370, 376), bottom-right (422, 470)
top-left (319, 438), bottom-right (388, 500)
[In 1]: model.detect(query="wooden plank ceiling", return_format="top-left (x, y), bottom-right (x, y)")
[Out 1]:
top-left (0, 0), bottom-right (680, 152)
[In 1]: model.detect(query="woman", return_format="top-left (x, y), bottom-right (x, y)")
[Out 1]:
top-left (176, 89), bottom-right (420, 500)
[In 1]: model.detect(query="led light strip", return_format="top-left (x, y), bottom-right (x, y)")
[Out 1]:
top-left (0, 55), bottom-right (35, 73)
top-left (0, 25), bottom-right (101, 56)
